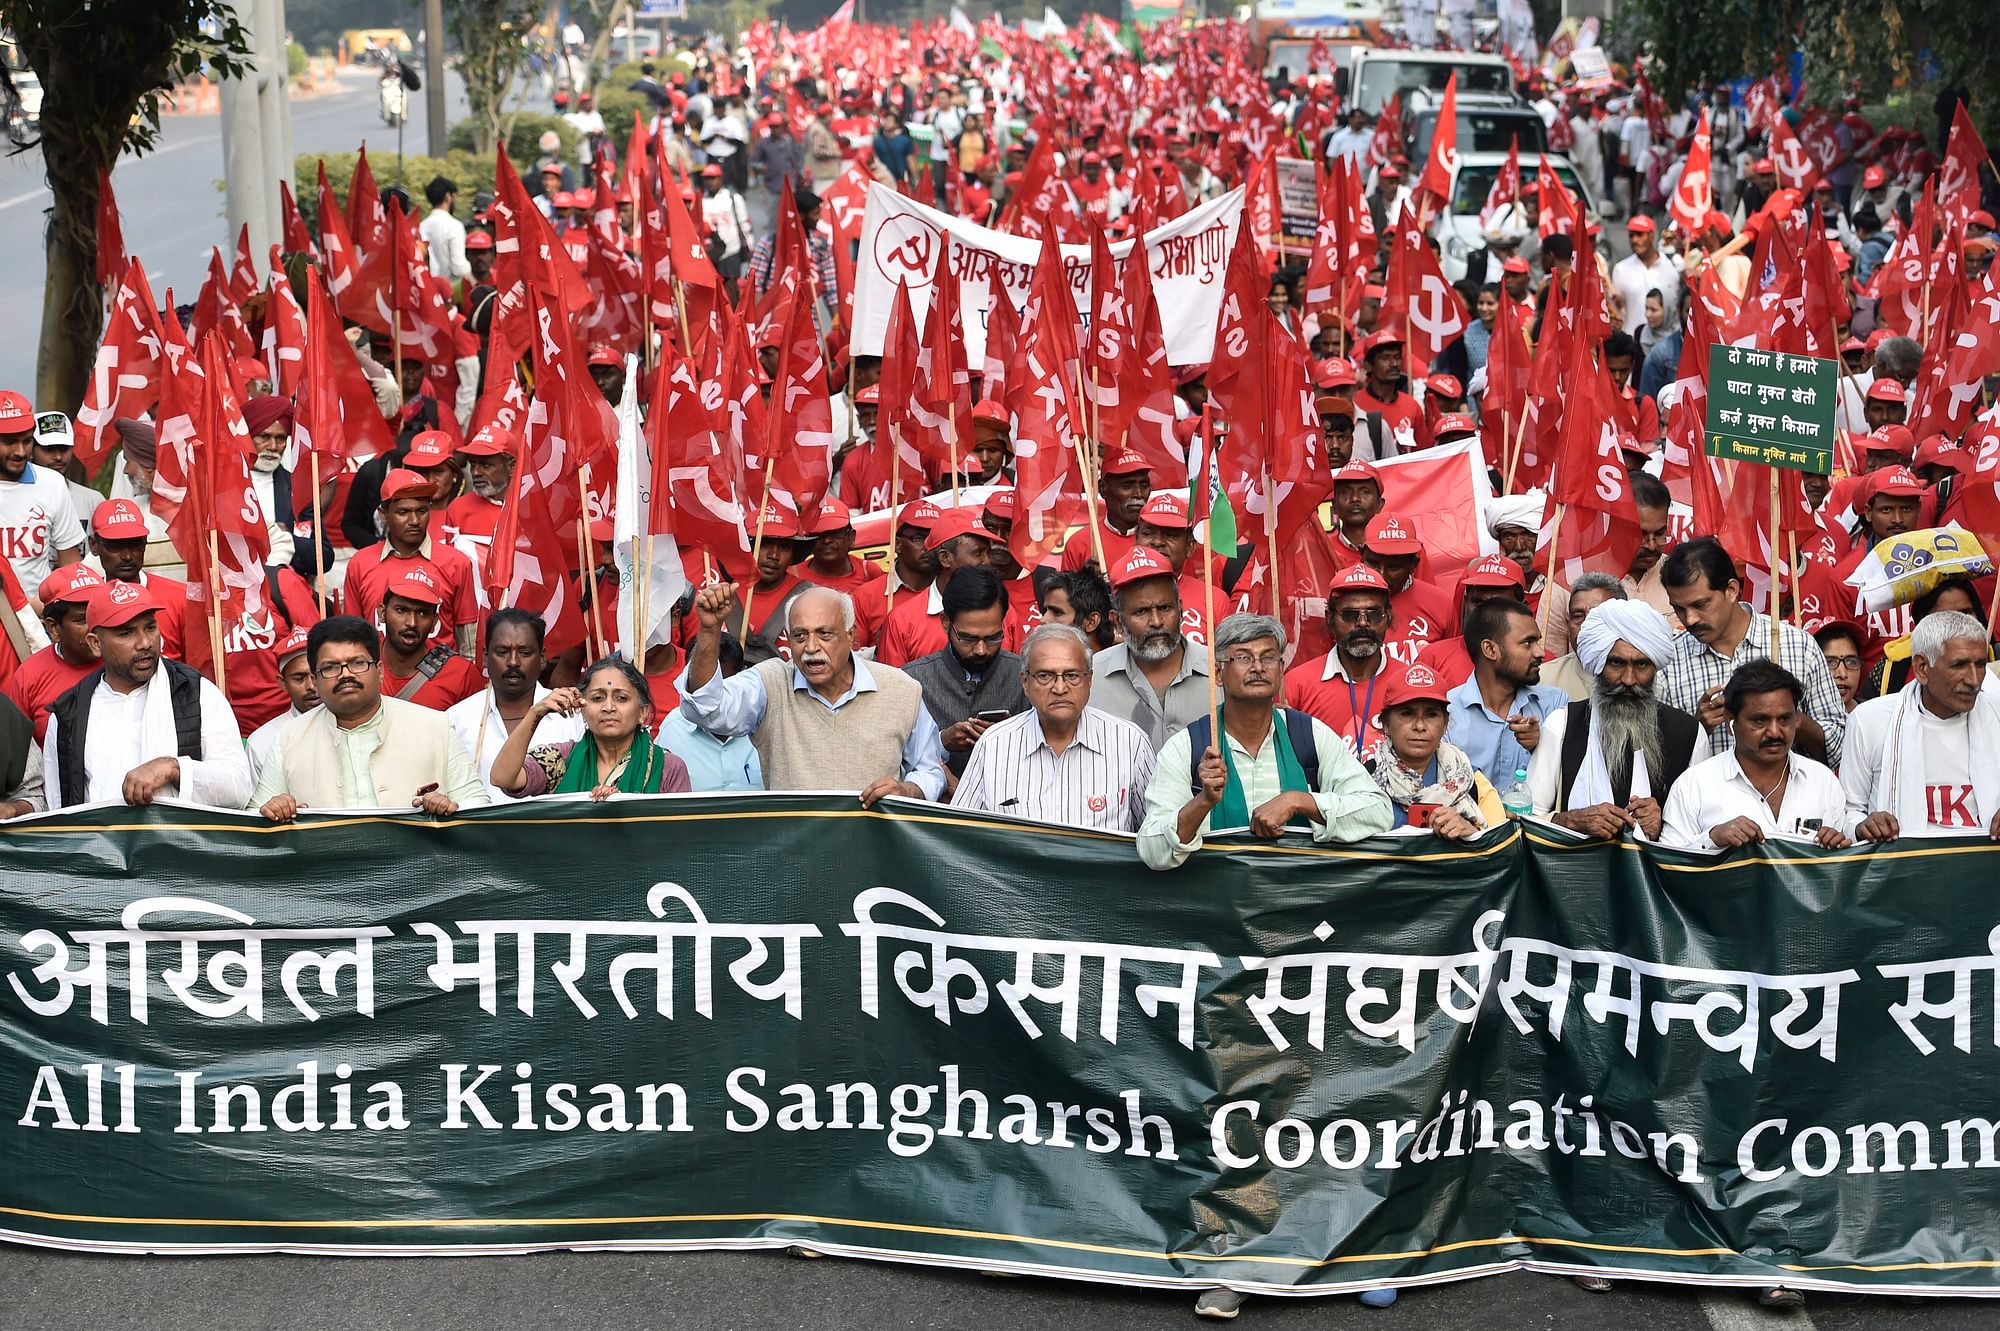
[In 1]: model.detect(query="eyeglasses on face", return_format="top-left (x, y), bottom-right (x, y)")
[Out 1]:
top-left (314, 658), bottom-right (378, 680)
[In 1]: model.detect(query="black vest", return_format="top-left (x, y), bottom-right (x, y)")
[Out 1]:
top-left (1556, 699), bottom-right (1700, 809)
top-left (48, 659), bottom-right (206, 808)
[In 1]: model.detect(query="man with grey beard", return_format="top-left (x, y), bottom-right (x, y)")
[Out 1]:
top-left (1526, 600), bottom-right (1700, 841)
top-left (1088, 547), bottom-right (1212, 751)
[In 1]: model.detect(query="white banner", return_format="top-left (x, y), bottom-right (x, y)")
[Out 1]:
top-left (848, 184), bottom-right (1244, 367)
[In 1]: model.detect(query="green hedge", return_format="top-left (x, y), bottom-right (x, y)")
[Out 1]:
top-left (293, 149), bottom-right (496, 229)
top-left (446, 112), bottom-right (580, 172)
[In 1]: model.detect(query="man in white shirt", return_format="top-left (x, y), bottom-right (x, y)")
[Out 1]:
top-left (1843, 611), bottom-right (2000, 842)
top-left (1324, 106), bottom-right (1372, 167)
top-left (1609, 215), bottom-right (1680, 336)
top-left (698, 164), bottom-right (754, 280)
top-left (246, 625), bottom-right (320, 783)
top-left (444, 608), bottom-right (584, 800)
top-left (43, 581), bottom-right (250, 810)
top-left (1138, 613), bottom-right (1391, 870)
top-left (0, 389), bottom-right (84, 590)
top-left (1660, 659), bottom-right (1850, 851)
top-left (29, 411), bottom-right (102, 530)
top-left (953, 623), bottom-right (1156, 832)
top-left (419, 175), bottom-right (471, 282)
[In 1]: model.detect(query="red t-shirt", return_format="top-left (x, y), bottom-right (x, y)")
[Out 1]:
top-left (4, 646), bottom-right (96, 743)
top-left (798, 554), bottom-right (879, 600)
top-left (1058, 519), bottom-right (1138, 573)
top-left (873, 589), bottom-right (1026, 667)
top-left (215, 568), bottom-right (323, 734)
top-left (1413, 635), bottom-right (1476, 690)
top-left (381, 652), bottom-right (484, 712)
top-left (342, 543), bottom-right (481, 645)
top-left (1354, 386), bottom-right (1430, 457)
top-left (1283, 654), bottom-right (1409, 759)
top-left (0, 553), bottom-right (27, 686)
top-left (853, 571), bottom-right (929, 648)
top-left (127, 572), bottom-right (188, 661)
top-left (1383, 577), bottom-right (1456, 665)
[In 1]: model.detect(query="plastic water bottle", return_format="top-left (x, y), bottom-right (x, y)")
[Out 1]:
top-left (1501, 768), bottom-right (1533, 820)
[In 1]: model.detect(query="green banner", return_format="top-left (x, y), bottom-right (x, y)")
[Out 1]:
top-left (3, 798), bottom-right (1999, 1296)
top-left (1703, 344), bottom-right (1837, 474)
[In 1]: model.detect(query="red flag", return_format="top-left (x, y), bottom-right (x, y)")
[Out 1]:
top-left (144, 308), bottom-right (201, 531)
top-left (1481, 287), bottom-right (1532, 478)
top-left (189, 248), bottom-right (256, 360)
top-left (94, 168), bottom-right (125, 287)
top-left (915, 248), bottom-right (975, 475)
top-left (1378, 202), bottom-right (1469, 367)
top-left (346, 147), bottom-right (386, 260)
top-left (1007, 234), bottom-right (1085, 566)
top-left (491, 148), bottom-right (592, 311)
top-left (1769, 117), bottom-right (1814, 193)
top-left (872, 276), bottom-right (928, 506)
top-left (1537, 154), bottom-right (1581, 239)
top-left (766, 273), bottom-right (838, 518)
top-left (659, 164), bottom-right (720, 288)
top-left (1910, 261), bottom-right (2000, 442)
top-left (623, 109), bottom-right (654, 213)
top-left (1415, 72), bottom-right (1458, 208)
top-left (294, 266), bottom-right (394, 467)
top-left (979, 267), bottom-right (1021, 405)
top-left (1480, 134), bottom-right (1522, 228)
top-left (1940, 101), bottom-right (1990, 226)
top-left (1669, 110), bottom-right (1714, 241)
top-left (1548, 345), bottom-right (1641, 583)
top-left (1365, 93), bottom-right (1401, 172)
top-left (314, 161), bottom-right (361, 309)
top-left (279, 179), bottom-right (316, 259)
top-left (228, 224), bottom-right (258, 305)
top-left (261, 268), bottom-right (308, 401)
top-left (1872, 177), bottom-right (1937, 338)
top-left (74, 259), bottom-right (163, 476)
top-left (481, 420), bottom-right (585, 660)
top-left (1244, 148), bottom-right (1282, 259)
top-left (1116, 235), bottom-right (1184, 479)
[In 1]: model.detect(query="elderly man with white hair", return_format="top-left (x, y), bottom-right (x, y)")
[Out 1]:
top-left (952, 623), bottom-right (1157, 831)
top-left (677, 581), bottom-right (948, 806)
top-left (1526, 599), bottom-right (1701, 840)
top-left (1843, 609), bottom-right (2000, 841)
top-left (1485, 491), bottom-right (1547, 593)
top-left (1139, 612), bottom-right (1391, 872)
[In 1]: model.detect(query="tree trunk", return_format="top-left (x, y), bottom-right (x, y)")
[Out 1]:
top-left (22, 45), bottom-right (115, 417)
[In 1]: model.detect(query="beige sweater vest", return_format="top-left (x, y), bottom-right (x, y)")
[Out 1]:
top-left (749, 657), bottom-right (924, 792)
top-left (278, 696), bottom-right (456, 808)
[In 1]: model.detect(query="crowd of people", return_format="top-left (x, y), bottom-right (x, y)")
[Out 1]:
top-left (5, 11), bottom-right (2000, 1315)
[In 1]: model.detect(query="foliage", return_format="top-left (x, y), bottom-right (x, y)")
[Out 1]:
top-left (595, 61), bottom-right (653, 159)
top-left (1618, 0), bottom-right (2000, 141)
top-left (445, 0), bottom-right (544, 157)
top-left (286, 40), bottom-right (309, 81)
top-left (294, 149), bottom-right (497, 229)
top-left (447, 111), bottom-right (580, 172)
top-left (0, 0), bottom-right (253, 411)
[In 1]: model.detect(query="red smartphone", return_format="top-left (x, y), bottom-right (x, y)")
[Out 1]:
top-left (1406, 802), bottom-right (1438, 828)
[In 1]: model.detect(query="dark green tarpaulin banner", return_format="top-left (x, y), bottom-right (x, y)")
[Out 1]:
top-left (3, 796), bottom-right (2000, 1297)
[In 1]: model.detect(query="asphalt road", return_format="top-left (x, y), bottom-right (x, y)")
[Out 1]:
top-left (0, 64), bottom-right (470, 397)
top-left (1, 1247), bottom-right (1996, 1330)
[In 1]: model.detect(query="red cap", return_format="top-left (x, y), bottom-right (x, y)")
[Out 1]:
top-left (1425, 373), bottom-right (1463, 399)
top-left (982, 488), bottom-right (1017, 522)
top-left (1334, 459), bottom-right (1383, 486)
top-left (806, 496), bottom-right (852, 534)
top-left (755, 501), bottom-right (802, 540)
top-left (1753, 157), bottom-right (1775, 173)
top-left (1173, 361), bottom-right (1209, 388)
top-left (1358, 329), bottom-right (1404, 357)
top-left (86, 578), bottom-right (160, 631)
top-left (385, 566), bottom-right (445, 605)
top-left (1330, 563), bottom-right (1392, 597)
top-left (1974, 210), bottom-right (1997, 230)
top-left (587, 343), bottom-right (623, 368)
top-left (1914, 435), bottom-right (1972, 472)
top-left (1462, 552), bottom-right (1527, 588)
top-left (1107, 544), bottom-right (1176, 589)
top-left (37, 563), bottom-right (105, 607)
top-left (923, 506), bottom-right (990, 551)
top-left (1433, 412), bottom-right (1478, 438)
top-left (1863, 164), bottom-right (1887, 189)
top-left (1626, 214), bottom-right (1657, 233)
top-left (854, 383), bottom-right (881, 405)
top-left (1312, 358), bottom-right (1358, 389)
top-left (1865, 424), bottom-right (1917, 457)
top-left (700, 163), bottom-right (723, 178)
top-left (91, 497), bottom-right (150, 540)
top-left (1082, 150), bottom-right (1104, 165)
top-left (1865, 378), bottom-right (1907, 404)
top-left (550, 191), bottom-right (575, 209)
top-left (1861, 466), bottom-right (1927, 500)
top-left (1137, 492), bottom-right (1191, 529)
top-left (1099, 446), bottom-right (1151, 476)
top-left (971, 398), bottom-right (1010, 429)
top-left (1839, 336), bottom-right (1867, 355)
top-left (380, 468), bottom-right (434, 502)
top-left (896, 497), bottom-right (943, 531)
top-left (404, 430), bottom-right (456, 467)
top-left (1806, 614), bottom-right (1867, 643)
top-left (275, 623), bottom-right (312, 664)
top-left (465, 229), bottom-right (495, 251)
top-left (1378, 661), bottom-right (1452, 713)
top-left (1501, 256), bottom-right (1531, 274)
top-left (1315, 393), bottom-right (1355, 419)
top-left (0, 390), bottom-right (31, 435)
top-left (1364, 514), bottom-right (1421, 556)
top-left (459, 425), bottom-right (516, 457)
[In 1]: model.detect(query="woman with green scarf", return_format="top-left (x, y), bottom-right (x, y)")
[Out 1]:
top-left (489, 657), bottom-right (691, 799)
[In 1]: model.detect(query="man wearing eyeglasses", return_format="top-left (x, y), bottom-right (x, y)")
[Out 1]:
top-left (952, 623), bottom-right (1155, 832)
top-left (904, 566), bottom-right (1027, 780)
top-left (1284, 564), bottom-right (1409, 760)
top-left (252, 616), bottom-right (489, 821)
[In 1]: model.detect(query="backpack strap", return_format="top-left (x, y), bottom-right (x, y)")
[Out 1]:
top-left (1558, 700), bottom-right (1591, 810)
top-left (395, 646), bottom-right (454, 700)
top-left (1185, 713), bottom-right (1213, 794)
top-left (1281, 707), bottom-right (1320, 790)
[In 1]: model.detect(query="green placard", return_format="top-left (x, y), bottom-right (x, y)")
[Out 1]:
top-left (1703, 344), bottom-right (1837, 474)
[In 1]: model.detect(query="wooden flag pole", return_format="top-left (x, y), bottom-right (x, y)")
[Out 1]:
top-left (1535, 501), bottom-right (1566, 647)
top-left (1263, 470), bottom-right (1282, 621)
top-left (1787, 530), bottom-right (1804, 628)
top-left (1072, 366), bottom-right (1109, 573)
top-left (740, 451), bottom-right (779, 642)
top-left (1503, 405), bottom-right (1530, 496)
top-left (1767, 468), bottom-right (1783, 661)
top-left (308, 449), bottom-right (328, 614)
top-left (204, 529), bottom-right (229, 697)
top-left (885, 428), bottom-right (902, 617)
top-left (577, 463), bottom-right (604, 662)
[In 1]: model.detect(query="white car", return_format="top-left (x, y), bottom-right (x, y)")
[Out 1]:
top-left (12, 68), bottom-right (39, 122)
top-left (1402, 151), bottom-right (1604, 284)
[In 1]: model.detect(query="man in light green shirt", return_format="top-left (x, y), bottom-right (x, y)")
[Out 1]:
top-left (1139, 613), bottom-right (1391, 871)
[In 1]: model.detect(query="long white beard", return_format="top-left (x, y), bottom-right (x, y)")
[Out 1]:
top-left (1591, 678), bottom-right (1666, 791)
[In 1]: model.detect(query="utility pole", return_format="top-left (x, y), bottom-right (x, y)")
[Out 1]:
top-left (425, 0), bottom-right (448, 156)
top-left (219, 0), bottom-right (293, 277)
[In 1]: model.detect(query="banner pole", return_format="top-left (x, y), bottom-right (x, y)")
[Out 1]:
top-left (308, 449), bottom-right (328, 615)
top-left (740, 452), bottom-right (779, 643)
top-left (886, 428), bottom-right (901, 618)
top-left (1767, 468), bottom-right (1782, 660)
top-left (578, 463), bottom-right (604, 662)
top-left (1072, 366), bottom-right (1108, 573)
top-left (1263, 469), bottom-right (1281, 622)
top-left (1503, 404), bottom-right (1529, 495)
top-left (204, 529), bottom-right (229, 697)
top-left (1536, 501), bottom-right (1565, 647)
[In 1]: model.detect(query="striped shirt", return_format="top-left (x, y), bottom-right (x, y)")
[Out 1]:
top-left (1658, 606), bottom-right (1846, 769)
top-left (951, 706), bottom-right (1157, 832)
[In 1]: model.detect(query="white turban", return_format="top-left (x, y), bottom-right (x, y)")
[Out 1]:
top-left (1486, 491), bottom-right (1547, 537)
top-left (1574, 599), bottom-right (1677, 676)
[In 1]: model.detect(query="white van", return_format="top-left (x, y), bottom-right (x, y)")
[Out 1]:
top-left (1347, 48), bottom-right (1513, 117)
